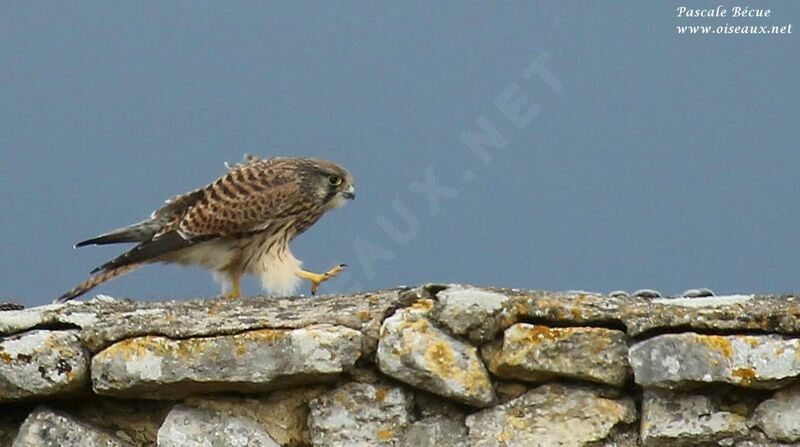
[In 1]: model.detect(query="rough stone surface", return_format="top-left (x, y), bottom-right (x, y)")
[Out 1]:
top-left (430, 285), bottom-right (510, 343)
top-left (184, 387), bottom-right (328, 447)
top-left (754, 384), bottom-right (800, 442)
top-left (62, 398), bottom-right (172, 446)
top-left (465, 383), bottom-right (636, 447)
top-left (630, 333), bottom-right (800, 389)
top-left (3, 285), bottom-right (800, 446)
top-left (92, 324), bottom-right (361, 399)
top-left (640, 389), bottom-right (749, 446)
top-left (400, 416), bottom-right (468, 447)
top-left (12, 407), bottom-right (133, 447)
top-left (157, 404), bottom-right (280, 447)
top-left (377, 302), bottom-right (495, 407)
top-left (482, 323), bottom-right (631, 387)
top-left (0, 289), bottom-right (416, 353)
top-left (462, 286), bottom-right (800, 337)
top-left (0, 330), bottom-right (88, 403)
top-left (402, 391), bottom-right (469, 446)
top-left (308, 382), bottom-right (413, 447)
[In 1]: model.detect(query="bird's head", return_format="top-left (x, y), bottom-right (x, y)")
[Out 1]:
top-left (303, 159), bottom-right (356, 210)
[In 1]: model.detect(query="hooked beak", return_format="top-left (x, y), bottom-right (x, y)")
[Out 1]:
top-left (342, 185), bottom-right (356, 200)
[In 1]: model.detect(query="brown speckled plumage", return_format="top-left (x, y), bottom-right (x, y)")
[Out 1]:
top-left (57, 156), bottom-right (355, 302)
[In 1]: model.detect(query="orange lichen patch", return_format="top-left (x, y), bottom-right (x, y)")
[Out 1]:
top-left (356, 310), bottom-right (371, 321)
top-left (498, 416), bottom-right (527, 442)
top-left (0, 352), bottom-right (12, 364)
top-left (405, 318), bottom-right (431, 334)
top-left (425, 342), bottom-right (456, 377)
top-left (732, 367), bottom-right (756, 385)
top-left (333, 392), bottom-right (354, 410)
top-left (699, 336), bottom-right (733, 358)
top-left (595, 398), bottom-right (627, 419)
top-left (174, 339), bottom-right (204, 360)
top-left (99, 336), bottom-right (171, 361)
top-left (518, 325), bottom-right (565, 344)
top-left (410, 299), bottom-right (435, 312)
top-left (238, 329), bottom-right (287, 344)
top-left (374, 387), bottom-right (388, 402)
top-left (233, 338), bottom-right (247, 356)
top-left (497, 301), bottom-right (528, 328)
top-left (376, 429), bottom-right (393, 440)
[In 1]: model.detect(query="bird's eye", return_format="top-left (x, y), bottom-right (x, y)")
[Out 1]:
top-left (327, 175), bottom-right (343, 186)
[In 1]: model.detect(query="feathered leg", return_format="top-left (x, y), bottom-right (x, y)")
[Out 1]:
top-left (224, 271), bottom-right (242, 299)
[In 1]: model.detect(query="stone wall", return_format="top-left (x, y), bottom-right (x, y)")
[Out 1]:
top-left (1, 284), bottom-right (800, 446)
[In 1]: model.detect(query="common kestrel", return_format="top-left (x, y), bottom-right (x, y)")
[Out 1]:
top-left (56, 155), bottom-right (355, 302)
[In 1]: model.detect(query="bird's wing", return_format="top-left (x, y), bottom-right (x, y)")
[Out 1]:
top-left (90, 158), bottom-right (314, 273)
top-left (166, 157), bottom-right (315, 238)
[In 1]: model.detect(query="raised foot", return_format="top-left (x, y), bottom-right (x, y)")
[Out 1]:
top-left (297, 264), bottom-right (347, 296)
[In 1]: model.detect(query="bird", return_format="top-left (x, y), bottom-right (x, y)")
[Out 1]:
top-left (56, 155), bottom-right (355, 303)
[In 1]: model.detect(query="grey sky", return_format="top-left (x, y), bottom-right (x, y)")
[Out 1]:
top-left (2, 2), bottom-right (798, 306)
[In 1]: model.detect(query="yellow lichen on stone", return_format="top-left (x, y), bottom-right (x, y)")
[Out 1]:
top-left (424, 342), bottom-right (456, 378)
top-left (374, 387), bottom-right (388, 402)
top-left (240, 329), bottom-right (287, 344)
top-left (699, 335), bottom-right (733, 358)
top-left (376, 429), bottom-right (394, 440)
top-left (732, 368), bottom-right (756, 385)
top-left (410, 299), bottom-right (435, 312)
top-left (100, 336), bottom-right (169, 362)
top-left (518, 325), bottom-right (564, 344)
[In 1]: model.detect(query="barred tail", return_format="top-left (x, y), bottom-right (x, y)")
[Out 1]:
top-left (55, 264), bottom-right (143, 303)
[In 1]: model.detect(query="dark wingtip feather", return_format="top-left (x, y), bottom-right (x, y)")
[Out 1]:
top-left (74, 239), bottom-right (94, 248)
top-left (74, 234), bottom-right (126, 248)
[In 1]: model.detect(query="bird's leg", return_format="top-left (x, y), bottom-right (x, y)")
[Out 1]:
top-left (224, 271), bottom-right (241, 299)
top-left (296, 264), bottom-right (347, 296)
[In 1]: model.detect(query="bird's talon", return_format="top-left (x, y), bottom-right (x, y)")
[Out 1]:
top-left (297, 264), bottom-right (347, 296)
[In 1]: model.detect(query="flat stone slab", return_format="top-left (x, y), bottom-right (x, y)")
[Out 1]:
top-left (482, 323), bottom-right (630, 387)
top-left (429, 285), bottom-right (510, 344)
top-left (0, 289), bottom-right (416, 354)
top-left (0, 330), bottom-right (88, 403)
top-left (157, 405), bottom-right (280, 447)
top-left (377, 302), bottom-right (496, 407)
top-left (4, 286), bottom-right (800, 353)
top-left (426, 285), bottom-right (800, 338)
top-left (12, 407), bottom-right (133, 447)
top-left (465, 383), bottom-right (637, 447)
top-left (308, 382), bottom-right (413, 447)
top-left (629, 333), bottom-right (800, 389)
top-left (92, 325), bottom-right (362, 399)
top-left (754, 384), bottom-right (800, 442)
top-left (640, 389), bottom-right (749, 446)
